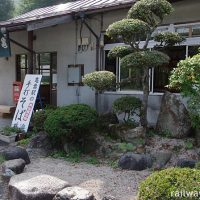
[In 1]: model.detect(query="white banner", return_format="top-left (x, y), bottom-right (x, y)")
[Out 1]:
top-left (12, 74), bottom-right (42, 132)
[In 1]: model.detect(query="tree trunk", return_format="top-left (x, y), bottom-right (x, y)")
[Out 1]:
top-left (141, 68), bottom-right (149, 130)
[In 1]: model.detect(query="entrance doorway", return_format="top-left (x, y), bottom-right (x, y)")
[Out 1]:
top-left (16, 52), bottom-right (57, 106)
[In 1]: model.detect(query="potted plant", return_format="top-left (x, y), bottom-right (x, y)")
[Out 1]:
top-left (0, 126), bottom-right (22, 143)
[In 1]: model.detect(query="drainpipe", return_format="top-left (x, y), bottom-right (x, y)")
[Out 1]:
top-left (80, 15), bottom-right (100, 112)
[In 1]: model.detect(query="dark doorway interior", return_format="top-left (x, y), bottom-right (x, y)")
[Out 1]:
top-left (16, 52), bottom-right (57, 107)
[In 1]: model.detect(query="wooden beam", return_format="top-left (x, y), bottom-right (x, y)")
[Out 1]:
top-left (28, 31), bottom-right (34, 74)
top-left (10, 38), bottom-right (35, 54)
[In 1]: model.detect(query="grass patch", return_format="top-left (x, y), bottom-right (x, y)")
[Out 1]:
top-left (50, 150), bottom-right (81, 163)
top-left (0, 155), bottom-right (5, 164)
top-left (108, 160), bottom-right (118, 169)
top-left (185, 139), bottom-right (194, 150)
top-left (85, 156), bottom-right (100, 165)
top-left (17, 138), bottom-right (31, 146)
top-left (1, 126), bottom-right (22, 136)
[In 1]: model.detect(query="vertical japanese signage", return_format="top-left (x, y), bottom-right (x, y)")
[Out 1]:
top-left (12, 75), bottom-right (42, 132)
top-left (0, 28), bottom-right (11, 57)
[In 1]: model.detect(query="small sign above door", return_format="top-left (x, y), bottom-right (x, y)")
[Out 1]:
top-left (12, 74), bottom-right (42, 132)
top-left (0, 28), bottom-right (11, 57)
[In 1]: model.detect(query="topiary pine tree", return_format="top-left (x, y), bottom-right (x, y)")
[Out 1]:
top-left (106, 0), bottom-right (183, 130)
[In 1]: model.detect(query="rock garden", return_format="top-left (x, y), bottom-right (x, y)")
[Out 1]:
top-left (0, 88), bottom-right (200, 200)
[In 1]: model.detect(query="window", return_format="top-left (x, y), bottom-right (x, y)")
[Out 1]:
top-left (16, 52), bottom-right (57, 105)
top-left (104, 50), bottom-right (143, 91)
top-left (16, 54), bottom-right (28, 81)
top-left (175, 27), bottom-right (190, 38)
top-left (36, 53), bottom-right (52, 85)
top-left (153, 46), bottom-right (186, 93)
top-left (104, 45), bottom-right (199, 93)
top-left (16, 52), bottom-right (57, 84)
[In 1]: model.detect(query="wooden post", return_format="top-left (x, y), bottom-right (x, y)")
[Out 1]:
top-left (28, 31), bottom-right (34, 74)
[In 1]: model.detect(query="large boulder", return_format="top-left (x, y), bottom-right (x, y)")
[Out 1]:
top-left (123, 126), bottom-right (145, 144)
top-left (118, 153), bottom-right (152, 171)
top-left (156, 92), bottom-right (192, 138)
top-left (53, 186), bottom-right (95, 200)
top-left (27, 132), bottom-right (52, 150)
top-left (1, 146), bottom-right (30, 164)
top-left (177, 159), bottom-right (197, 168)
top-left (9, 173), bottom-right (70, 200)
top-left (151, 151), bottom-right (172, 169)
top-left (2, 159), bottom-right (25, 174)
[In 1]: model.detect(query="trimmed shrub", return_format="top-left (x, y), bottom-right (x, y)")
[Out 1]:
top-left (44, 104), bottom-right (97, 142)
top-left (112, 96), bottom-right (142, 122)
top-left (138, 168), bottom-right (200, 200)
top-left (32, 108), bottom-right (55, 132)
top-left (83, 71), bottom-right (116, 92)
top-left (98, 112), bottom-right (119, 130)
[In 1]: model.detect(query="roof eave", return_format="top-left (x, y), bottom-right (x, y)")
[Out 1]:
top-left (1, 2), bottom-right (133, 31)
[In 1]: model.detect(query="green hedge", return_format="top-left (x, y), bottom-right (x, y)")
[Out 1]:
top-left (112, 96), bottom-right (141, 122)
top-left (32, 108), bottom-right (55, 132)
top-left (138, 168), bottom-right (200, 200)
top-left (44, 104), bottom-right (97, 141)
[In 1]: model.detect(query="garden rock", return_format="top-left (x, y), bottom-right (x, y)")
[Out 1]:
top-left (53, 186), bottom-right (95, 200)
top-left (1, 146), bottom-right (30, 164)
top-left (177, 159), bottom-right (197, 168)
top-left (82, 137), bottom-right (100, 154)
top-left (28, 132), bottom-right (52, 150)
top-left (102, 196), bottom-right (118, 200)
top-left (2, 159), bottom-right (25, 174)
top-left (156, 92), bottom-right (192, 138)
top-left (9, 173), bottom-right (70, 200)
top-left (2, 168), bottom-right (15, 178)
top-left (124, 126), bottom-right (145, 143)
top-left (118, 153), bottom-right (152, 171)
top-left (151, 151), bottom-right (172, 169)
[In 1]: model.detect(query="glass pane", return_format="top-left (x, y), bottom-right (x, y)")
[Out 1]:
top-left (175, 27), bottom-right (190, 38)
top-left (51, 53), bottom-right (57, 73)
top-left (154, 46), bottom-right (186, 92)
top-left (192, 25), bottom-right (200, 37)
top-left (40, 70), bottom-right (50, 85)
top-left (40, 53), bottom-right (50, 65)
top-left (105, 51), bottom-right (116, 75)
top-left (120, 67), bottom-right (143, 91)
top-left (188, 46), bottom-right (200, 57)
top-left (104, 50), bottom-right (117, 91)
top-left (41, 65), bottom-right (50, 70)
top-left (20, 55), bottom-right (27, 68)
top-left (20, 68), bottom-right (26, 82)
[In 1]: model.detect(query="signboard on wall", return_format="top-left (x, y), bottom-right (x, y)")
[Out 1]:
top-left (12, 74), bottom-right (42, 132)
top-left (0, 28), bottom-right (11, 57)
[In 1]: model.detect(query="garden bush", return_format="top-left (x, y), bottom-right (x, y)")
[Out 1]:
top-left (112, 96), bottom-right (141, 122)
top-left (138, 168), bottom-right (200, 200)
top-left (169, 53), bottom-right (200, 129)
top-left (44, 104), bottom-right (97, 142)
top-left (32, 108), bottom-right (55, 132)
top-left (83, 71), bottom-right (116, 92)
top-left (97, 112), bottom-right (119, 130)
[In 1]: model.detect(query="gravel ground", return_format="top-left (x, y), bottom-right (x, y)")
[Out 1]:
top-left (22, 157), bottom-right (150, 200)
